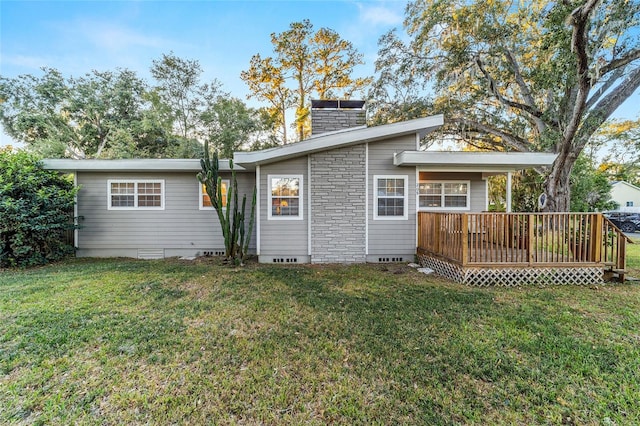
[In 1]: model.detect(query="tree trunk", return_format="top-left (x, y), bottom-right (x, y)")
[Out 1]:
top-left (541, 150), bottom-right (578, 212)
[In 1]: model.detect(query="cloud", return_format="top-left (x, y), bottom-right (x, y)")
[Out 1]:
top-left (75, 21), bottom-right (170, 51)
top-left (357, 2), bottom-right (405, 27)
top-left (1, 54), bottom-right (51, 70)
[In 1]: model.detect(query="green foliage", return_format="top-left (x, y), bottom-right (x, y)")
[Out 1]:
top-left (1, 56), bottom-right (273, 159)
top-left (241, 19), bottom-right (371, 143)
top-left (373, 0), bottom-right (640, 211)
top-left (0, 149), bottom-right (78, 267)
top-left (570, 154), bottom-right (617, 212)
top-left (0, 68), bottom-right (171, 159)
top-left (197, 141), bottom-right (255, 265)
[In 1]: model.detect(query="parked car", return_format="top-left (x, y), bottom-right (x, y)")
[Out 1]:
top-left (603, 212), bottom-right (640, 233)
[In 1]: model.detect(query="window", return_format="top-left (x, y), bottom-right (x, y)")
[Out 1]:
top-left (199, 180), bottom-right (229, 210)
top-left (108, 180), bottom-right (164, 210)
top-left (268, 175), bottom-right (302, 219)
top-left (374, 175), bottom-right (408, 220)
top-left (626, 201), bottom-right (634, 207)
top-left (418, 180), bottom-right (470, 210)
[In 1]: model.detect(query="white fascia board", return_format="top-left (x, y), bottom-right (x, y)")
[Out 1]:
top-left (394, 151), bottom-right (557, 172)
top-left (234, 115), bottom-right (444, 166)
top-left (42, 158), bottom-right (244, 172)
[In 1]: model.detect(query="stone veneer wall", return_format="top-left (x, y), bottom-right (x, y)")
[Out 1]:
top-left (311, 109), bottom-right (366, 135)
top-left (310, 144), bottom-right (366, 263)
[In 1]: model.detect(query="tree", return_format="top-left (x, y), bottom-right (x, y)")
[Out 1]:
top-left (0, 148), bottom-right (78, 267)
top-left (569, 154), bottom-right (616, 212)
top-left (594, 118), bottom-right (640, 186)
top-left (0, 68), bottom-right (171, 159)
top-left (200, 97), bottom-right (265, 159)
top-left (241, 20), bottom-right (371, 143)
top-left (241, 54), bottom-right (295, 143)
top-left (373, 0), bottom-right (640, 211)
top-left (150, 52), bottom-right (224, 141)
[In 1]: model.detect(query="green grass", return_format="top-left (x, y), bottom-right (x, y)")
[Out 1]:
top-left (1, 256), bottom-right (640, 425)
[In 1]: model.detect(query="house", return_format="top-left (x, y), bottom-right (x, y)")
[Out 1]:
top-left (43, 100), bottom-right (558, 264)
top-left (610, 180), bottom-right (640, 213)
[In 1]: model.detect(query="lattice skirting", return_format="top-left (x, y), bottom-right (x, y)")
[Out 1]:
top-left (417, 253), bottom-right (603, 287)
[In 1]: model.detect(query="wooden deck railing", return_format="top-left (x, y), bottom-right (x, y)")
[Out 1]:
top-left (417, 212), bottom-right (629, 269)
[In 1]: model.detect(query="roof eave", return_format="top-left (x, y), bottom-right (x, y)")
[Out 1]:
top-left (394, 151), bottom-right (558, 172)
top-left (234, 114), bottom-right (444, 167)
top-left (42, 159), bottom-right (242, 172)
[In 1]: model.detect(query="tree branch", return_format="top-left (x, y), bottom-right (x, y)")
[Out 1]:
top-left (563, 0), bottom-right (599, 148)
top-left (502, 47), bottom-right (547, 134)
top-left (585, 67), bottom-right (625, 110)
top-left (474, 55), bottom-right (557, 128)
top-left (599, 48), bottom-right (640, 77)
top-left (575, 65), bottom-right (640, 150)
top-left (450, 116), bottom-right (532, 152)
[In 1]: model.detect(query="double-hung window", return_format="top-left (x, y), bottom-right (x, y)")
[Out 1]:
top-left (418, 181), bottom-right (470, 210)
top-left (374, 175), bottom-right (408, 220)
top-left (108, 180), bottom-right (164, 210)
top-left (268, 175), bottom-right (302, 219)
top-left (199, 180), bottom-right (229, 210)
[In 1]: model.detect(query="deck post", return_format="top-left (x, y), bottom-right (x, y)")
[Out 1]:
top-left (528, 214), bottom-right (535, 265)
top-left (462, 214), bottom-right (469, 266)
top-left (506, 172), bottom-right (512, 213)
top-left (591, 213), bottom-right (603, 263)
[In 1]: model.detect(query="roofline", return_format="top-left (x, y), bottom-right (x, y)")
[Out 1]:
top-left (234, 114), bottom-right (444, 167)
top-left (42, 159), bottom-right (243, 172)
top-left (394, 151), bottom-right (558, 172)
top-left (611, 180), bottom-right (640, 191)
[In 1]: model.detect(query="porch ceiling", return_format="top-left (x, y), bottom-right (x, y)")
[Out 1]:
top-left (393, 151), bottom-right (557, 172)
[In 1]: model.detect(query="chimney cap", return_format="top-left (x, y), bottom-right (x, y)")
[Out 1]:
top-left (311, 99), bottom-right (365, 109)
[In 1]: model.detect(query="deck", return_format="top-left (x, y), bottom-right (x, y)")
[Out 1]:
top-left (417, 212), bottom-right (630, 286)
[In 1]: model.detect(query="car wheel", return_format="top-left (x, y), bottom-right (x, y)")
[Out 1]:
top-left (620, 222), bottom-right (636, 233)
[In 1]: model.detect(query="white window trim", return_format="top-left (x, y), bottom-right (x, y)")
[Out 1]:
top-left (107, 179), bottom-right (165, 210)
top-left (199, 180), bottom-right (230, 210)
top-left (374, 175), bottom-right (408, 220)
top-left (418, 180), bottom-right (471, 211)
top-left (268, 174), bottom-right (303, 220)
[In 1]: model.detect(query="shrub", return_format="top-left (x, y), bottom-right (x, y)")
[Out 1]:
top-left (0, 149), bottom-right (78, 267)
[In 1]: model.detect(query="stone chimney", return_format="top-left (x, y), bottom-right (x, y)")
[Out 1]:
top-left (311, 100), bottom-right (366, 136)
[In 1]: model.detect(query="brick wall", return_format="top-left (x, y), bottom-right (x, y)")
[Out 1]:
top-left (310, 144), bottom-right (366, 263)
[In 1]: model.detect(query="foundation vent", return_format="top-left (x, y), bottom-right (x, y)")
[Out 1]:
top-left (137, 249), bottom-right (165, 260)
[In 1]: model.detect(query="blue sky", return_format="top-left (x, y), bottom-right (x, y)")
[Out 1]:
top-left (0, 0), bottom-right (406, 146)
top-left (1, 0), bottom-right (638, 148)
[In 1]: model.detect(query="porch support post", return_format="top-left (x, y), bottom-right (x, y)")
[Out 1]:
top-left (506, 172), bottom-right (513, 213)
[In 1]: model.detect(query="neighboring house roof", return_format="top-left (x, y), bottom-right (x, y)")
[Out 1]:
top-left (233, 115), bottom-right (444, 168)
top-left (393, 151), bottom-right (558, 173)
top-left (611, 180), bottom-right (640, 192)
top-left (42, 159), bottom-right (241, 172)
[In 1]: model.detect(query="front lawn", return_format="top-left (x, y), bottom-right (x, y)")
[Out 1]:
top-left (1, 255), bottom-right (639, 424)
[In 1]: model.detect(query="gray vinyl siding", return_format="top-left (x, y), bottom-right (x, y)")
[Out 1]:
top-left (259, 157), bottom-right (308, 256)
top-left (75, 171), bottom-right (256, 257)
top-left (417, 172), bottom-right (487, 212)
top-left (368, 135), bottom-right (418, 256)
